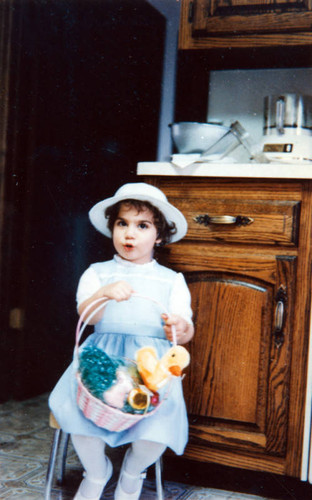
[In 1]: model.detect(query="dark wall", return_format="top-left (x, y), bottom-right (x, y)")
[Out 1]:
top-left (1, 0), bottom-right (165, 401)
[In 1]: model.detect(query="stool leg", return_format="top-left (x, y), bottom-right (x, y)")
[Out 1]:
top-left (45, 428), bottom-right (62, 500)
top-left (57, 432), bottom-right (70, 484)
top-left (155, 457), bottom-right (164, 500)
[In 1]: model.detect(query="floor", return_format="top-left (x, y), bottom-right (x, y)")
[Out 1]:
top-left (1, 394), bottom-right (312, 500)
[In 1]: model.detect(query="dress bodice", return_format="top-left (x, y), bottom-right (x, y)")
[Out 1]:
top-left (77, 256), bottom-right (182, 338)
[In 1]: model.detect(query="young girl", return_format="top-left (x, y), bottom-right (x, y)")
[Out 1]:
top-left (49, 182), bottom-right (194, 500)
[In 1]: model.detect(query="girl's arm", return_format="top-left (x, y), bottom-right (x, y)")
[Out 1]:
top-left (78, 280), bottom-right (134, 325)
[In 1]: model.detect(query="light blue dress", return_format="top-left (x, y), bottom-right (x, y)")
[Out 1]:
top-left (49, 256), bottom-right (192, 455)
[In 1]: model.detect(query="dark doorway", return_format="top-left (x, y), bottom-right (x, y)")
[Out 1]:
top-left (1, 0), bottom-right (165, 402)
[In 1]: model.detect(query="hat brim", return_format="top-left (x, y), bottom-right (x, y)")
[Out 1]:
top-left (89, 193), bottom-right (187, 243)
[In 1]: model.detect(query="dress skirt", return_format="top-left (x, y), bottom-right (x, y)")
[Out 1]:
top-left (49, 330), bottom-right (189, 456)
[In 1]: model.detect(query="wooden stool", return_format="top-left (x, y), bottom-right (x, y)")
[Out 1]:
top-left (44, 413), bottom-right (164, 500)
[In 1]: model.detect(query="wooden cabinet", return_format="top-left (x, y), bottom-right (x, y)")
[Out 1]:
top-left (179, 0), bottom-right (312, 49)
top-left (145, 176), bottom-right (312, 478)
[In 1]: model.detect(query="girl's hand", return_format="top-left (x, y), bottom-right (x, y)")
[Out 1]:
top-left (78, 281), bottom-right (134, 324)
top-left (102, 281), bottom-right (134, 302)
top-left (161, 313), bottom-right (194, 345)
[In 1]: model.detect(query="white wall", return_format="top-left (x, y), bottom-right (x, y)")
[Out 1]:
top-left (207, 68), bottom-right (312, 146)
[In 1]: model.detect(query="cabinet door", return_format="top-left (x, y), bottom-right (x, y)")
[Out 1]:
top-left (179, 0), bottom-right (312, 48)
top-left (168, 245), bottom-right (296, 474)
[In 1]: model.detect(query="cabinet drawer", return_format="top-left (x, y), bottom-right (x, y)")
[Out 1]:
top-left (170, 197), bottom-right (300, 246)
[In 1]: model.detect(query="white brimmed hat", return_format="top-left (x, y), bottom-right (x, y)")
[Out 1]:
top-left (89, 182), bottom-right (188, 243)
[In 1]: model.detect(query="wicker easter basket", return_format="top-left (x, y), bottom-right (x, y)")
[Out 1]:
top-left (75, 293), bottom-right (177, 432)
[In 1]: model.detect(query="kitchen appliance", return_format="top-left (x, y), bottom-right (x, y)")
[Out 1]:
top-left (261, 94), bottom-right (312, 163)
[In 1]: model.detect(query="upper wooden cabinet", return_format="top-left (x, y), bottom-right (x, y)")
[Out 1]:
top-left (179, 0), bottom-right (312, 49)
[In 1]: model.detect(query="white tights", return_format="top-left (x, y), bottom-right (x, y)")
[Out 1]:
top-left (71, 434), bottom-right (166, 496)
top-left (71, 434), bottom-right (108, 479)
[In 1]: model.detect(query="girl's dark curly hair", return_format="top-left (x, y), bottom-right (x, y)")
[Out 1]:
top-left (105, 199), bottom-right (177, 246)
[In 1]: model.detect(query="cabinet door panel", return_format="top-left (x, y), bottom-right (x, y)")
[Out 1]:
top-left (180, 255), bottom-right (295, 457)
top-left (186, 274), bottom-right (269, 425)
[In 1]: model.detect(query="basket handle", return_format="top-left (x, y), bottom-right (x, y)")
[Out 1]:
top-left (74, 293), bottom-right (177, 358)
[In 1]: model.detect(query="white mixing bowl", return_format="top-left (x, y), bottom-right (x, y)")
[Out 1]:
top-left (170, 122), bottom-right (229, 154)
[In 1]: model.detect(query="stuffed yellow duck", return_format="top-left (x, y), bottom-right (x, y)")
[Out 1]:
top-left (135, 345), bottom-right (190, 393)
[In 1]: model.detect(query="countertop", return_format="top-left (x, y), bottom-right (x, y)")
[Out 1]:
top-left (137, 161), bottom-right (312, 179)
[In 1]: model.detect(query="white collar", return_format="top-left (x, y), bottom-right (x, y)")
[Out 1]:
top-left (114, 254), bottom-right (156, 269)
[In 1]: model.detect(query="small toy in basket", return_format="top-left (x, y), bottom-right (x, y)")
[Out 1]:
top-left (136, 345), bottom-right (190, 393)
top-left (79, 347), bottom-right (140, 411)
top-left (75, 295), bottom-right (190, 432)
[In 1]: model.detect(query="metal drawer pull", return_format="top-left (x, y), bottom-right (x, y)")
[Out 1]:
top-left (194, 214), bottom-right (254, 227)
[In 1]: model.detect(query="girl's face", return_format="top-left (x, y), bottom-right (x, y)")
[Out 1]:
top-left (112, 203), bottom-right (161, 264)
